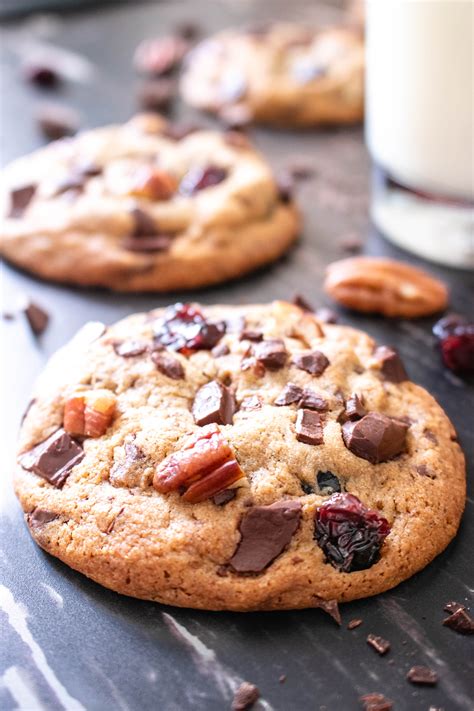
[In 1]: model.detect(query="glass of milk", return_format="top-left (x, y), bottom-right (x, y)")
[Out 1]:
top-left (365, 0), bottom-right (473, 269)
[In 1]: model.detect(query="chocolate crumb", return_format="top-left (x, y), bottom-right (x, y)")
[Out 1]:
top-left (292, 350), bottom-right (329, 376)
top-left (231, 681), bottom-right (260, 711)
top-left (240, 330), bottom-right (263, 342)
top-left (27, 508), bottom-right (58, 528)
top-left (292, 294), bottom-right (314, 312)
top-left (367, 634), bottom-right (390, 655)
top-left (406, 666), bottom-right (438, 685)
top-left (347, 618), bottom-right (363, 630)
top-left (443, 607), bottom-right (474, 635)
top-left (152, 351), bottom-right (185, 380)
top-left (278, 674), bottom-right (287, 684)
top-left (359, 692), bottom-right (393, 711)
top-left (8, 184), bottom-right (36, 218)
top-left (212, 489), bottom-right (237, 506)
top-left (24, 301), bottom-right (49, 336)
top-left (295, 409), bottom-right (324, 445)
top-left (443, 600), bottom-right (466, 615)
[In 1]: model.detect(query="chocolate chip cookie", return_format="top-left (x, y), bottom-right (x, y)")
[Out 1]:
top-left (0, 114), bottom-right (299, 291)
top-left (15, 301), bottom-right (465, 610)
top-left (181, 24), bottom-right (364, 127)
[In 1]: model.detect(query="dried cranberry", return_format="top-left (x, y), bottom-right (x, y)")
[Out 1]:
top-left (179, 166), bottom-right (228, 196)
top-left (153, 303), bottom-right (225, 354)
top-left (315, 493), bottom-right (390, 573)
top-left (440, 326), bottom-right (474, 374)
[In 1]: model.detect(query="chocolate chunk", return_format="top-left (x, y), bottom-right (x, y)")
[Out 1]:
top-left (240, 330), bottom-right (263, 342)
top-left (299, 389), bottom-right (328, 411)
top-left (123, 234), bottom-right (172, 252)
top-left (19, 429), bottom-right (84, 488)
top-left (130, 207), bottom-right (160, 237)
top-left (296, 409), bottom-right (324, 445)
top-left (229, 500), bottom-right (302, 573)
top-left (317, 471), bottom-right (341, 494)
top-left (36, 104), bottom-right (79, 141)
top-left (342, 413), bottom-right (408, 464)
top-left (254, 339), bottom-right (288, 370)
top-left (212, 489), bottom-right (237, 506)
top-left (192, 381), bottom-right (235, 426)
top-left (9, 184), bottom-right (36, 218)
top-left (344, 393), bottom-right (367, 421)
top-left (22, 61), bottom-right (60, 87)
top-left (292, 350), bottom-right (329, 376)
top-left (406, 666), bottom-right (438, 685)
top-left (314, 598), bottom-right (341, 625)
top-left (314, 307), bottom-right (339, 324)
top-left (27, 508), bottom-right (58, 528)
top-left (347, 618), bottom-right (363, 630)
top-left (24, 301), bottom-right (49, 336)
top-left (274, 383), bottom-right (303, 406)
top-left (444, 600), bottom-right (466, 615)
top-left (240, 395), bottom-right (262, 411)
top-left (179, 165), bottom-right (228, 195)
top-left (359, 692), bottom-right (393, 711)
top-left (152, 351), bottom-right (184, 380)
top-left (292, 294), bottom-right (314, 312)
top-left (231, 681), bottom-right (260, 711)
top-left (138, 78), bottom-right (176, 113)
top-left (374, 346), bottom-right (408, 383)
top-left (211, 343), bottom-right (230, 358)
top-left (367, 634), bottom-right (391, 655)
top-left (114, 340), bottom-right (149, 357)
top-left (443, 607), bottom-right (474, 635)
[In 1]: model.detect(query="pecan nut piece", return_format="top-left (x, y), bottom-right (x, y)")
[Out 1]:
top-left (153, 424), bottom-right (244, 503)
top-left (64, 390), bottom-right (116, 438)
top-left (128, 166), bottom-right (178, 200)
top-left (324, 257), bottom-right (448, 318)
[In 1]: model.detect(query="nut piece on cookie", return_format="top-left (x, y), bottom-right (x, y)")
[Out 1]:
top-left (127, 166), bottom-right (178, 200)
top-left (153, 423), bottom-right (244, 503)
top-left (63, 390), bottom-right (117, 438)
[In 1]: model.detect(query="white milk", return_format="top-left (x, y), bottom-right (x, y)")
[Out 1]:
top-left (365, 0), bottom-right (474, 268)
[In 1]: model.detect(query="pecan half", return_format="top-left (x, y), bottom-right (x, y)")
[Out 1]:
top-left (128, 166), bottom-right (178, 200)
top-left (64, 390), bottom-right (116, 438)
top-left (324, 257), bottom-right (448, 318)
top-left (153, 424), bottom-right (244, 503)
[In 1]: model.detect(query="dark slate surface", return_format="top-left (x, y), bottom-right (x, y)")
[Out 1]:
top-left (0, 2), bottom-right (473, 710)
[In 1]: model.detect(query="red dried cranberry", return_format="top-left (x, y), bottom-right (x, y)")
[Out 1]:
top-left (179, 166), bottom-right (228, 196)
top-left (315, 493), bottom-right (390, 573)
top-left (440, 326), bottom-right (474, 374)
top-left (153, 303), bottom-right (225, 354)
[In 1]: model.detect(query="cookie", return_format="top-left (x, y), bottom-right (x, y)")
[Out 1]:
top-left (181, 24), bottom-right (364, 127)
top-left (0, 114), bottom-right (299, 291)
top-left (15, 301), bottom-right (465, 610)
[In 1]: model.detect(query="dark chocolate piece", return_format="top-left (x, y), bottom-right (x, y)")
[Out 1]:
top-left (231, 681), bottom-right (260, 711)
top-left (367, 634), bottom-right (391, 655)
top-left (344, 393), bottom-right (367, 421)
top-left (296, 409), bottom-right (324, 445)
top-left (359, 692), bottom-right (393, 711)
top-left (212, 489), bottom-right (237, 506)
top-left (314, 598), bottom-right (341, 625)
top-left (443, 607), bottom-right (474, 635)
top-left (240, 330), bottom-right (263, 342)
top-left (274, 383), bottom-right (303, 406)
top-left (444, 600), bottom-right (466, 615)
top-left (276, 170), bottom-right (294, 203)
top-left (292, 350), bottom-right (329, 376)
top-left (374, 346), bottom-right (409, 383)
top-left (19, 429), bottom-right (84, 488)
top-left (292, 294), bottom-right (314, 312)
top-left (342, 413), bottom-right (408, 464)
top-left (138, 78), bottom-right (176, 112)
top-left (406, 666), bottom-right (438, 686)
top-left (24, 301), bottom-right (49, 336)
top-left (229, 500), bottom-right (302, 573)
top-left (27, 509), bottom-right (58, 528)
top-left (254, 339), bottom-right (288, 370)
top-left (299, 389), bottom-right (328, 411)
top-left (9, 184), bottom-right (36, 218)
top-left (130, 207), bottom-right (160, 237)
top-left (151, 351), bottom-right (184, 380)
top-left (22, 61), bottom-right (60, 87)
top-left (317, 470), bottom-right (341, 494)
top-left (114, 340), bottom-right (149, 358)
top-left (192, 381), bottom-right (235, 426)
top-left (347, 618), bottom-right (363, 630)
top-left (36, 104), bottom-right (79, 141)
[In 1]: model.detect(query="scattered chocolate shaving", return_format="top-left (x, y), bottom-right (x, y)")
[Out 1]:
top-left (347, 618), bottom-right (363, 630)
top-left (359, 692), bottom-right (393, 711)
top-left (212, 489), bottom-right (237, 506)
top-left (374, 346), bottom-right (409, 384)
top-left (240, 395), bottom-right (262, 411)
top-left (138, 78), bottom-right (176, 113)
top-left (254, 339), bottom-right (288, 371)
top-left (342, 413), bottom-right (408, 464)
top-left (317, 470), bottom-right (341, 494)
top-left (444, 600), bottom-right (466, 615)
top-left (9, 184), bottom-right (36, 218)
top-left (211, 343), bottom-right (230, 358)
top-left (292, 350), bottom-right (329, 376)
top-left (152, 351), bottom-right (184, 380)
top-left (192, 380), bottom-right (235, 426)
top-left (275, 383), bottom-right (303, 406)
top-left (24, 301), bottom-right (49, 336)
top-left (36, 104), bottom-right (79, 141)
top-left (19, 429), bottom-right (84, 488)
top-left (292, 294), bottom-right (314, 312)
top-left (443, 607), bottom-right (474, 635)
top-left (367, 634), bottom-right (391, 655)
top-left (314, 597), bottom-right (341, 625)
top-left (240, 330), bottom-right (263, 342)
top-left (229, 500), bottom-right (302, 573)
top-left (114, 340), bottom-right (149, 357)
top-left (406, 666), bottom-right (438, 685)
top-left (27, 508), bottom-right (58, 528)
top-left (296, 409), bottom-right (324, 445)
top-left (231, 681), bottom-right (260, 711)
